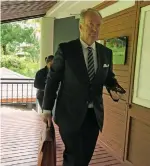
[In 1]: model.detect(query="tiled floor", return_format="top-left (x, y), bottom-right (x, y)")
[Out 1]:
top-left (0, 106), bottom-right (127, 166)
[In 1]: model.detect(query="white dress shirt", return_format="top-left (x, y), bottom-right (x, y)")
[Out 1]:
top-left (80, 39), bottom-right (98, 108)
top-left (80, 39), bottom-right (98, 72)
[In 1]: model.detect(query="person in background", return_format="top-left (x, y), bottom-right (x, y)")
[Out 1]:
top-left (34, 55), bottom-right (54, 110)
top-left (42, 8), bottom-right (125, 166)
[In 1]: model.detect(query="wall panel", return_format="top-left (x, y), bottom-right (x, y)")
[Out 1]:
top-left (96, 1), bottom-right (150, 164)
top-left (127, 116), bottom-right (150, 166)
top-left (98, 6), bottom-right (137, 160)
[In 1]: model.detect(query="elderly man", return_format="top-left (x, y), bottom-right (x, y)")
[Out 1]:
top-left (42, 8), bottom-right (125, 166)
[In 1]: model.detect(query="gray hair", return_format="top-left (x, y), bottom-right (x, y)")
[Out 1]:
top-left (79, 8), bottom-right (102, 24)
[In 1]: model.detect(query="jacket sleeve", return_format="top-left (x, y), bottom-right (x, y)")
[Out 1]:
top-left (42, 45), bottom-right (65, 110)
top-left (104, 50), bottom-right (117, 88)
top-left (105, 50), bottom-right (126, 101)
top-left (34, 71), bottom-right (46, 90)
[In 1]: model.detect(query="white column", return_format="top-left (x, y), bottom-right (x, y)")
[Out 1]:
top-left (40, 17), bottom-right (54, 68)
top-left (37, 17), bottom-right (54, 114)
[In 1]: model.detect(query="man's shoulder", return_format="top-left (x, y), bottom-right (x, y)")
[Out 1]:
top-left (36, 67), bottom-right (47, 75)
top-left (96, 42), bottom-right (112, 53)
top-left (59, 39), bottom-right (79, 49)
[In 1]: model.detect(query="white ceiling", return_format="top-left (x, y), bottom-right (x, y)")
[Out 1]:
top-left (46, 0), bottom-right (104, 19)
top-left (46, 0), bottom-right (135, 19)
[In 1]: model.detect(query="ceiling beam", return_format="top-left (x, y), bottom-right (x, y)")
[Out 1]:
top-left (93, 0), bottom-right (118, 11)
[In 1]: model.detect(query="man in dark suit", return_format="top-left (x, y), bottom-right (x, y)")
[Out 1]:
top-left (42, 8), bottom-right (125, 166)
top-left (34, 55), bottom-right (54, 109)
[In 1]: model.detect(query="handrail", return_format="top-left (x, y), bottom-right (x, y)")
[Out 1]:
top-left (0, 78), bottom-right (36, 106)
top-left (1, 78), bottom-right (34, 80)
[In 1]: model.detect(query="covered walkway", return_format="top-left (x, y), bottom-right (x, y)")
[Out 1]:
top-left (1, 1), bottom-right (150, 166)
top-left (0, 107), bottom-right (127, 166)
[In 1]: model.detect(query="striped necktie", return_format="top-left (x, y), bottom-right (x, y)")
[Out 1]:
top-left (87, 47), bottom-right (95, 82)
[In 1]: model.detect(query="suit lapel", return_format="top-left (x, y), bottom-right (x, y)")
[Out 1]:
top-left (70, 39), bottom-right (89, 84)
top-left (93, 42), bottom-right (106, 84)
top-left (95, 42), bottom-right (104, 70)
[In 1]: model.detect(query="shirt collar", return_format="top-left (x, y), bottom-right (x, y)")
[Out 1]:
top-left (80, 38), bottom-right (96, 50)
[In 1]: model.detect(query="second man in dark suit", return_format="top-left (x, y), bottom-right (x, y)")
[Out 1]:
top-left (34, 55), bottom-right (54, 109)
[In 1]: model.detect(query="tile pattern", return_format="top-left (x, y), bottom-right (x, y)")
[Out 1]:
top-left (0, 107), bottom-right (127, 166)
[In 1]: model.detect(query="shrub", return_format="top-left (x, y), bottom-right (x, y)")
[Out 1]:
top-left (0, 55), bottom-right (39, 78)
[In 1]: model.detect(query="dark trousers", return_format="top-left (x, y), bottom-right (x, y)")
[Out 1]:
top-left (59, 108), bottom-right (99, 166)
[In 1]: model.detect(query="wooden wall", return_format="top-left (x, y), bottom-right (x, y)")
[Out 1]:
top-left (97, 2), bottom-right (150, 165)
top-left (124, 2), bottom-right (150, 166)
top-left (126, 105), bottom-right (150, 166)
top-left (98, 5), bottom-right (137, 160)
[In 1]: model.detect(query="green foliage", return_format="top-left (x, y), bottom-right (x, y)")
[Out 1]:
top-left (1, 55), bottom-right (25, 70)
top-left (0, 21), bottom-right (40, 61)
top-left (1, 19), bottom-right (40, 77)
top-left (1, 22), bottom-right (33, 45)
top-left (0, 55), bottom-right (39, 78)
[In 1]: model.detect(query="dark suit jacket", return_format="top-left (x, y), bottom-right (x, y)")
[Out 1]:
top-left (34, 66), bottom-right (48, 100)
top-left (43, 39), bottom-right (118, 132)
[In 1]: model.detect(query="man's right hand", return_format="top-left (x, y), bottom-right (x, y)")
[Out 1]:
top-left (41, 111), bottom-right (52, 128)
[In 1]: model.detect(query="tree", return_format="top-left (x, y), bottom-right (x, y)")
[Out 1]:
top-left (0, 20), bottom-right (40, 77)
top-left (0, 21), bottom-right (39, 58)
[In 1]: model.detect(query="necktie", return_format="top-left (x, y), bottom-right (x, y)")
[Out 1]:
top-left (87, 47), bottom-right (95, 82)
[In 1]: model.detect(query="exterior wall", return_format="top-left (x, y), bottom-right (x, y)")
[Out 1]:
top-left (97, 5), bottom-right (137, 160)
top-left (125, 2), bottom-right (150, 166)
top-left (96, 1), bottom-right (150, 165)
